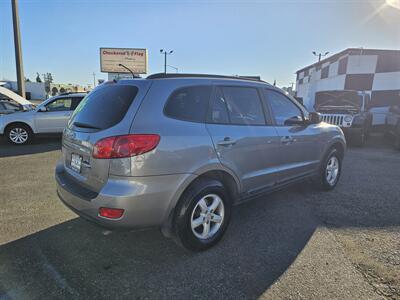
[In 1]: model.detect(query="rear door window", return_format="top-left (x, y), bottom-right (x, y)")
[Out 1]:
top-left (164, 86), bottom-right (212, 123)
top-left (70, 85), bottom-right (138, 130)
top-left (209, 88), bottom-right (230, 124)
top-left (222, 86), bottom-right (265, 125)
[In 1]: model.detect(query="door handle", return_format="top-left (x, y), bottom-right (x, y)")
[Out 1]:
top-left (217, 137), bottom-right (237, 146)
top-left (281, 136), bottom-right (295, 144)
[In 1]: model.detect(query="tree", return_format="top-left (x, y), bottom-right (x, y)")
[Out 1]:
top-left (36, 72), bottom-right (42, 83)
top-left (45, 73), bottom-right (53, 84)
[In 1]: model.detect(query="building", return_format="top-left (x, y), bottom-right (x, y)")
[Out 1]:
top-left (3, 81), bottom-right (91, 100)
top-left (295, 48), bottom-right (400, 111)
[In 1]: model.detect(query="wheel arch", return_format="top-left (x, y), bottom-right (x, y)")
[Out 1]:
top-left (161, 167), bottom-right (241, 238)
top-left (330, 141), bottom-right (345, 159)
top-left (4, 121), bottom-right (34, 135)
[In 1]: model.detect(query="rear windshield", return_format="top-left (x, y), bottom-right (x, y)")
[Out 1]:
top-left (70, 85), bottom-right (138, 130)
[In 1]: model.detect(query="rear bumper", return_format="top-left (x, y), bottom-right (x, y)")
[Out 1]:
top-left (55, 162), bottom-right (194, 229)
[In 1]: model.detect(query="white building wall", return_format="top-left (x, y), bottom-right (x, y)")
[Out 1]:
top-left (328, 61), bottom-right (339, 77)
top-left (372, 72), bottom-right (400, 91)
top-left (7, 81), bottom-right (46, 100)
top-left (347, 55), bottom-right (378, 74)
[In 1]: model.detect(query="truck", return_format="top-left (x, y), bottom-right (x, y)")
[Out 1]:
top-left (314, 90), bottom-right (373, 146)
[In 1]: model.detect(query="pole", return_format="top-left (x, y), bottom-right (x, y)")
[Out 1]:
top-left (318, 53), bottom-right (322, 62)
top-left (164, 52), bottom-right (167, 74)
top-left (93, 72), bottom-right (96, 87)
top-left (11, 0), bottom-right (25, 98)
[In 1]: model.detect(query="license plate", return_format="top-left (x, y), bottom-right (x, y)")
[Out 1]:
top-left (71, 153), bottom-right (82, 173)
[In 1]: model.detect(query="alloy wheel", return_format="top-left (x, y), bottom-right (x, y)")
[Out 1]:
top-left (326, 156), bottom-right (339, 186)
top-left (190, 194), bottom-right (225, 240)
top-left (9, 127), bottom-right (29, 144)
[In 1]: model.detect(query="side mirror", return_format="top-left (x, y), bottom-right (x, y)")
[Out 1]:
top-left (284, 115), bottom-right (305, 126)
top-left (308, 112), bottom-right (321, 124)
top-left (38, 106), bottom-right (47, 112)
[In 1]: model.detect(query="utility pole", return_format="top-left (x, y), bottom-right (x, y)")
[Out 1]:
top-left (11, 0), bottom-right (25, 98)
top-left (160, 49), bottom-right (173, 74)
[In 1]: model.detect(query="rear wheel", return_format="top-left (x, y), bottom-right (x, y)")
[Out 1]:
top-left (6, 124), bottom-right (33, 145)
top-left (316, 148), bottom-right (342, 191)
top-left (173, 178), bottom-right (232, 251)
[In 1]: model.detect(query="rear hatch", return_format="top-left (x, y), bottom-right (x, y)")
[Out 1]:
top-left (61, 80), bottom-right (151, 193)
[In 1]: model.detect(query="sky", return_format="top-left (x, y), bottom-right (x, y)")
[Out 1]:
top-left (0, 0), bottom-right (399, 88)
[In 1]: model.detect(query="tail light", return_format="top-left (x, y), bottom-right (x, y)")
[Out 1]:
top-left (99, 207), bottom-right (124, 219)
top-left (93, 134), bottom-right (160, 159)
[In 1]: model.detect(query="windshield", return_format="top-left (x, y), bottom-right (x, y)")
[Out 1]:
top-left (315, 91), bottom-right (362, 109)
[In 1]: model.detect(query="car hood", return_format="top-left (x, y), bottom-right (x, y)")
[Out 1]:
top-left (316, 105), bottom-right (360, 114)
top-left (0, 86), bottom-right (34, 106)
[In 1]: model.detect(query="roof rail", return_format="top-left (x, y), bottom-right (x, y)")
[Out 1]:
top-left (146, 73), bottom-right (266, 83)
top-left (58, 91), bottom-right (88, 96)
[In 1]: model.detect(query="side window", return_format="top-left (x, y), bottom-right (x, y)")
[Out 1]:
top-left (71, 97), bottom-right (84, 110)
top-left (222, 86), bottom-right (265, 125)
top-left (264, 90), bottom-right (303, 126)
top-left (46, 98), bottom-right (72, 112)
top-left (210, 88), bottom-right (229, 124)
top-left (164, 86), bottom-right (212, 123)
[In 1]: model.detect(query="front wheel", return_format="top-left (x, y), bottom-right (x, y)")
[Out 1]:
top-left (6, 124), bottom-right (33, 145)
top-left (173, 178), bottom-right (232, 251)
top-left (316, 148), bottom-right (342, 191)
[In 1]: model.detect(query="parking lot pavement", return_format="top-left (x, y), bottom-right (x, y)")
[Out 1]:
top-left (0, 137), bottom-right (399, 299)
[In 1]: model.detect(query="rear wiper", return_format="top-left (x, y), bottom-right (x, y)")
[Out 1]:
top-left (73, 121), bottom-right (101, 129)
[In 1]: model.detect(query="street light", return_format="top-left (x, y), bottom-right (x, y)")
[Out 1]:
top-left (160, 49), bottom-right (173, 74)
top-left (167, 65), bottom-right (178, 73)
top-left (312, 51), bottom-right (329, 62)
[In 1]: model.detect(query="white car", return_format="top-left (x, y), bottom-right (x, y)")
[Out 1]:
top-left (0, 93), bottom-right (86, 145)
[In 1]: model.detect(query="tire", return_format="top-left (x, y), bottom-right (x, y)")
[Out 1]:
top-left (6, 124), bottom-right (33, 145)
top-left (316, 148), bottom-right (342, 191)
top-left (173, 178), bottom-right (232, 252)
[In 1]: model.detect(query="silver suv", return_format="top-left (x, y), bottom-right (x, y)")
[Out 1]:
top-left (55, 74), bottom-right (346, 251)
top-left (0, 93), bottom-right (85, 145)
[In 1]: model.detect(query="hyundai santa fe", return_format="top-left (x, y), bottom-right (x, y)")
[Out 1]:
top-left (55, 73), bottom-right (346, 251)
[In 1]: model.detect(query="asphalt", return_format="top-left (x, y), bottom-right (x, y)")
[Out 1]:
top-left (0, 136), bottom-right (399, 299)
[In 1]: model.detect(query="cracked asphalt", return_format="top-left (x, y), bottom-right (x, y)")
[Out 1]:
top-left (0, 135), bottom-right (399, 299)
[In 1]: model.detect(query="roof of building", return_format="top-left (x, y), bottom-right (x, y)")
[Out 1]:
top-left (296, 48), bottom-right (400, 74)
